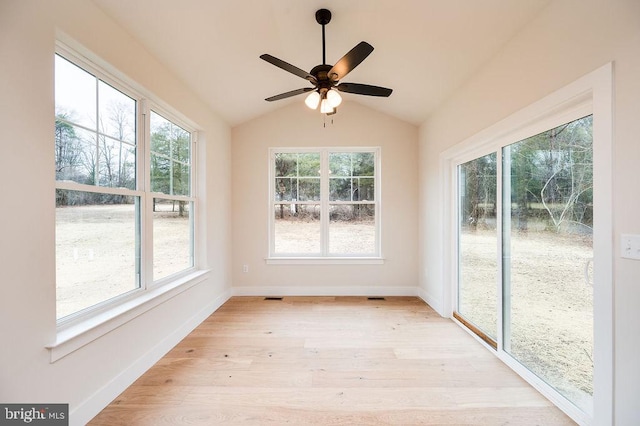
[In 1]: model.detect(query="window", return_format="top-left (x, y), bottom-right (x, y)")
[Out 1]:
top-left (269, 148), bottom-right (380, 259)
top-left (150, 111), bottom-right (194, 281)
top-left (55, 46), bottom-right (197, 321)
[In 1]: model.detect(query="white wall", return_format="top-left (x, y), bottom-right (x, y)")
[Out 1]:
top-left (418, 0), bottom-right (640, 424)
top-left (0, 1), bottom-right (231, 424)
top-left (232, 101), bottom-right (419, 295)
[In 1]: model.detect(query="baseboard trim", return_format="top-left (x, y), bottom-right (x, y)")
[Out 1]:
top-left (71, 288), bottom-right (232, 426)
top-left (232, 286), bottom-right (419, 297)
top-left (417, 287), bottom-right (445, 316)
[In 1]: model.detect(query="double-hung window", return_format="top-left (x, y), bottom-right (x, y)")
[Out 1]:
top-left (54, 45), bottom-right (197, 321)
top-left (149, 111), bottom-right (194, 281)
top-left (269, 147), bottom-right (380, 259)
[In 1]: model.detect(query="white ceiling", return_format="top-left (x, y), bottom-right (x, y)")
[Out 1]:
top-left (92, 0), bottom-right (551, 127)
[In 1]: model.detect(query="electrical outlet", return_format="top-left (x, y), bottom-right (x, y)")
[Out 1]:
top-left (621, 234), bottom-right (640, 260)
top-left (242, 264), bottom-right (249, 273)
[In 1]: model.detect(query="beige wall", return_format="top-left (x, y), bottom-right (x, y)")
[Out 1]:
top-left (0, 0), bottom-right (232, 424)
top-left (232, 101), bottom-right (419, 294)
top-left (418, 0), bottom-right (640, 424)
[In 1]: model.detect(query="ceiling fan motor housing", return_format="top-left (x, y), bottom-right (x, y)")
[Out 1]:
top-left (310, 64), bottom-right (335, 90)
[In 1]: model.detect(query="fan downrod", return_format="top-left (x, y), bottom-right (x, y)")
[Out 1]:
top-left (315, 9), bottom-right (331, 25)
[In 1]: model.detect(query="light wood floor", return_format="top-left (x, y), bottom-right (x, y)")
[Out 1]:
top-left (89, 296), bottom-right (575, 425)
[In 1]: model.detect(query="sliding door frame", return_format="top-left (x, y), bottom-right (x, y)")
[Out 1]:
top-left (440, 63), bottom-right (613, 426)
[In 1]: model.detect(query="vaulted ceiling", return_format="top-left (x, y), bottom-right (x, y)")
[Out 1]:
top-left (93, 0), bottom-right (551, 127)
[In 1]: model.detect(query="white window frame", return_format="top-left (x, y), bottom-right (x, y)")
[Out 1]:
top-left (440, 63), bottom-right (613, 426)
top-left (267, 147), bottom-right (383, 264)
top-left (145, 107), bottom-right (197, 284)
top-left (49, 39), bottom-right (207, 362)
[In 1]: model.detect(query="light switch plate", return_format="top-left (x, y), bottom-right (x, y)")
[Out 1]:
top-left (621, 234), bottom-right (640, 260)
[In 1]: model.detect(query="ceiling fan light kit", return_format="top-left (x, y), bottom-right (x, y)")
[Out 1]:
top-left (304, 91), bottom-right (321, 109)
top-left (325, 89), bottom-right (342, 108)
top-left (260, 8), bottom-right (392, 117)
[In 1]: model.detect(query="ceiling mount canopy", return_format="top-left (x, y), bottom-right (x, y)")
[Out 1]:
top-left (260, 8), bottom-right (393, 116)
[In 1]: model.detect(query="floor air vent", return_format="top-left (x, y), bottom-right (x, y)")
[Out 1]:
top-left (264, 297), bottom-right (283, 301)
top-left (367, 297), bottom-right (386, 300)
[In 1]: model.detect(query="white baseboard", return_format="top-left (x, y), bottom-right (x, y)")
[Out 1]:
top-left (71, 288), bottom-right (232, 426)
top-left (232, 286), bottom-right (419, 297)
top-left (417, 287), bottom-right (446, 316)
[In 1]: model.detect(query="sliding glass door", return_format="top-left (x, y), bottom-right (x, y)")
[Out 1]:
top-left (502, 116), bottom-right (594, 413)
top-left (456, 153), bottom-right (498, 346)
top-left (456, 115), bottom-right (594, 414)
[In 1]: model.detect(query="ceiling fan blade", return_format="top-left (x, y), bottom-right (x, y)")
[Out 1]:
top-left (265, 87), bottom-right (314, 102)
top-left (335, 83), bottom-right (393, 97)
top-left (260, 54), bottom-right (317, 84)
top-left (328, 41), bottom-right (374, 82)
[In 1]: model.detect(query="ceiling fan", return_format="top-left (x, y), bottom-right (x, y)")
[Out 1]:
top-left (260, 8), bottom-right (393, 116)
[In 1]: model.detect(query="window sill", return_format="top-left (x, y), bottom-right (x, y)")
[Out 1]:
top-left (47, 269), bottom-right (210, 363)
top-left (265, 257), bottom-right (384, 265)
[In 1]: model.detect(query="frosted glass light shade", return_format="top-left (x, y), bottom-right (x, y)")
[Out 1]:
top-left (320, 98), bottom-right (335, 114)
top-left (326, 89), bottom-right (342, 108)
top-left (305, 91), bottom-right (321, 109)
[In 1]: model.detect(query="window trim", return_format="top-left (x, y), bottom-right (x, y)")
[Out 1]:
top-left (51, 38), bottom-right (205, 359)
top-left (267, 147), bottom-right (382, 261)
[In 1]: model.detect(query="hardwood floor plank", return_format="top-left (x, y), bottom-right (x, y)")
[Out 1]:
top-left (310, 368), bottom-right (528, 388)
top-left (133, 367), bottom-right (313, 387)
top-left (177, 386), bottom-right (555, 409)
top-left (164, 345), bottom-right (397, 361)
top-left (107, 385), bottom-right (194, 406)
